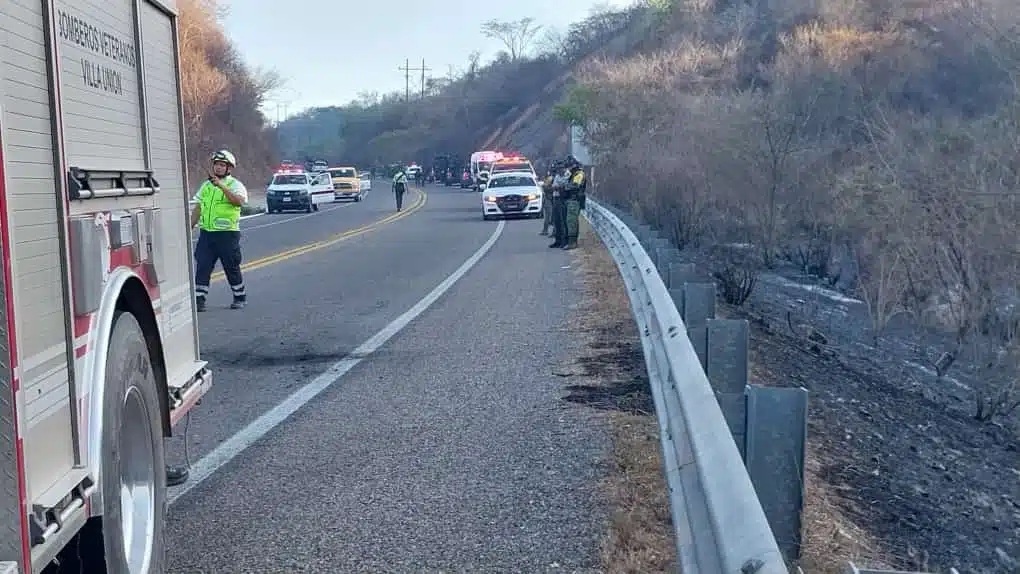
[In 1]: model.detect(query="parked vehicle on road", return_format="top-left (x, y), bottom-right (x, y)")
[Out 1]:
top-left (481, 172), bottom-right (544, 220)
top-left (266, 167), bottom-right (333, 213)
top-left (489, 156), bottom-right (536, 178)
top-left (328, 166), bottom-right (364, 201)
top-left (470, 150), bottom-right (503, 190)
top-left (0, 1), bottom-right (213, 572)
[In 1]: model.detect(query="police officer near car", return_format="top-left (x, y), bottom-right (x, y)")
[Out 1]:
top-left (562, 155), bottom-right (587, 250)
top-left (393, 169), bottom-right (408, 211)
top-left (540, 161), bottom-right (559, 237)
top-left (548, 161), bottom-right (571, 248)
top-left (190, 149), bottom-right (249, 313)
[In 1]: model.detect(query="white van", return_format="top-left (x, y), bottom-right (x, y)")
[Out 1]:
top-left (470, 150), bottom-right (503, 190)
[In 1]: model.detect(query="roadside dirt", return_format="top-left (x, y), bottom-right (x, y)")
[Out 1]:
top-left (733, 302), bottom-right (1019, 574)
top-left (562, 220), bottom-right (676, 573)
top-left (564, 213), bottom-right (1018, 574)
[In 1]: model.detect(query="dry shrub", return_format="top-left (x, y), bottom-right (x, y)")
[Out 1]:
top-left (577, 0), bottom-right (1020, 422)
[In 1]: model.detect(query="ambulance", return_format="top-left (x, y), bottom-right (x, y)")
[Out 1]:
top-left (469, 150), bottom-right (503, 191)
top-left (0, 0), bottom-right (212, 572)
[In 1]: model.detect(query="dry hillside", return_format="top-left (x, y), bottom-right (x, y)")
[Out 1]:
top-left (570, 0), bottom-right (1020, 572)
top-left (178, 0), bottom-right (279, 199)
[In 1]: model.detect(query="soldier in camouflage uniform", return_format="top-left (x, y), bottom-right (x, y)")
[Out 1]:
top-left (540, 160), bottom-right (559, 236)
top-left (549, 162), bottom-right (571, 248)
top-left (561, 155), bottom-right (586, 250)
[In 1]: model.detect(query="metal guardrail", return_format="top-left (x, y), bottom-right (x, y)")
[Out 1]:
top-left (584, 197), bottom-right (787, 573)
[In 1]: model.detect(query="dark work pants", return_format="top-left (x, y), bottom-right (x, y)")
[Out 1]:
top-left (395, 184), bottom-right (406, 210)
top-left (194, 230), bottom-right (245, 301)
top-left (552, 197), bottom-right (567, 245)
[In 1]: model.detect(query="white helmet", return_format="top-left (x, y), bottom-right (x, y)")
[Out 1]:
top-left (211, 149), bottom-right (236, 167)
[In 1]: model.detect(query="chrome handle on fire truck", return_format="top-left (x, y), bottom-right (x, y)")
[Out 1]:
top-left (67, 167), bottom-right (160, 200)
top-left (30, 474), bottom-right (96, 546)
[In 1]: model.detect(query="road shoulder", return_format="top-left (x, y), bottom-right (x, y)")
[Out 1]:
top-left (566, 219), bottom-right (676, 572)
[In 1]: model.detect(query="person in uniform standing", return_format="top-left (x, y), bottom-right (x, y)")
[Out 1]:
top-left (549, 162), bottom-right (571, 248)
top-left (393, 169), bottom-right (408, 211)
top-left (562, 155), bottom-right (587, 250)
top-left (190, 149), bottom-right (248, 312)
top-left (540, 161), bottom-right (559, 236)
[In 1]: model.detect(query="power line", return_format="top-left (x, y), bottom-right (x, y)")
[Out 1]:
top-left (398, 58), bottom-right (431, 101)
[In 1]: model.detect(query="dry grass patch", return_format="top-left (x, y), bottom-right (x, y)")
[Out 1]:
top-left (570, 220), bottom-right (675, 574)
top-left (797, 447), bottom-right (896, 574)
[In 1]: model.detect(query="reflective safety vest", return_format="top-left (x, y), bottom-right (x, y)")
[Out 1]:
top-left (197, 176), bottom-right (242, 232)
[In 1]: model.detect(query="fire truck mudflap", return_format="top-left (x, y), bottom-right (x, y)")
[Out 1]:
top-left (0, 0), bottom-right (211, 572)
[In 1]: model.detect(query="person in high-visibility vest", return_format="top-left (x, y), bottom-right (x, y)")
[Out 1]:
top-left (393, 169), bottom-right (408, 211)
top-left (190, 149), bottom-right (249, 312)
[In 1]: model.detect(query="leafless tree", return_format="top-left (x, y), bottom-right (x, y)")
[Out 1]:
top-left (480, 18), bottom-right (542, 61)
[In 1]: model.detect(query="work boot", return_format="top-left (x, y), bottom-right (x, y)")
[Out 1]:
top-left (230, 298), bottom-right (246, 310)
top-left (549, 240), bottom-right (563, 248)
top-left (196, 297), bottom-right (206, 312)
top-left (166, 465), bottom-right (189, 487)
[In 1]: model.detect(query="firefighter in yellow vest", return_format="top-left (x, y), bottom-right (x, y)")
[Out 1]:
top-left (190, 149), bottom-right (249, 311)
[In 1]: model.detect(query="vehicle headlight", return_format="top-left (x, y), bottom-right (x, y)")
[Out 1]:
top-left (525, 193), bottom-right (538, 200)
top-left (484, 195), bottom-right (498, 203)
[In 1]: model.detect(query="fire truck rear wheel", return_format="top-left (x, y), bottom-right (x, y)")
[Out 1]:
top-left (81, 310), bottom-right (167, 573)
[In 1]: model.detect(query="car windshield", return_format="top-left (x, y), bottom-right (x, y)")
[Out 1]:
top-left (329, 168), bottom-right (356, 178)
top-left (272, 174), bottom-right (307, 185)
top-left (493, 162), bottom-right (531, 173)
top-left (489, 175), bottom-right (534, 188)
top-left (478, 161), bottom-right (493, 172)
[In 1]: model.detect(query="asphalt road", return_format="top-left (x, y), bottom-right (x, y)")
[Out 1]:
top-left (165, 181), bottom-right (609, 572)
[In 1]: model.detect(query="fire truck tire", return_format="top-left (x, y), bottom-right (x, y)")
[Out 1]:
top-left (81, 311), bottom-right (167, 573)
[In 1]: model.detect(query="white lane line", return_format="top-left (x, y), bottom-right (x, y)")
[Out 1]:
top-left (169, 219), bottom-right (506, 504)
top-left (239, 212), bottom-right (264, 221)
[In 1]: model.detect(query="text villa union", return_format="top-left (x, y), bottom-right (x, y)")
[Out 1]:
top-left (82, 59), bottom-right (123, 95)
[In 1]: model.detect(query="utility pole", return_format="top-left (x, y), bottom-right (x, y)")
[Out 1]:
top-left (420, 58), bottom-right (431, 99)
top-left (398, 58), bottom-right (430, 101)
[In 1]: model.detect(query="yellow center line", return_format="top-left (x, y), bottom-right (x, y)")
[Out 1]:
top-left (210, 188), bottom-right (428, 284)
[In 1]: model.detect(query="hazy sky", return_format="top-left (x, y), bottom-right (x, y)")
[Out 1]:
top-left (221, 0), bottom-right (632, 119)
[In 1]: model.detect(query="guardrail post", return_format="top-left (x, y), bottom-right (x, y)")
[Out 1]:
top-left (667, 262), bottom-right (698, 291)
top-left (706, 319), bottom-right (749, 458)
top-left (745, 385), bottom-right (809, 564)
top-left (653, 242), bottom-right (678, 275)
top-left (682, 283), bottom-right (715, 369)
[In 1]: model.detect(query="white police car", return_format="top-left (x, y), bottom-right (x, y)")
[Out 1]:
top-left (481, 171), bottom-right (543, 220)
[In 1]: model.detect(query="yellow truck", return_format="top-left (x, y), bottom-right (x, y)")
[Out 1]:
top-left (328, 166), bottom-right (364, 202)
